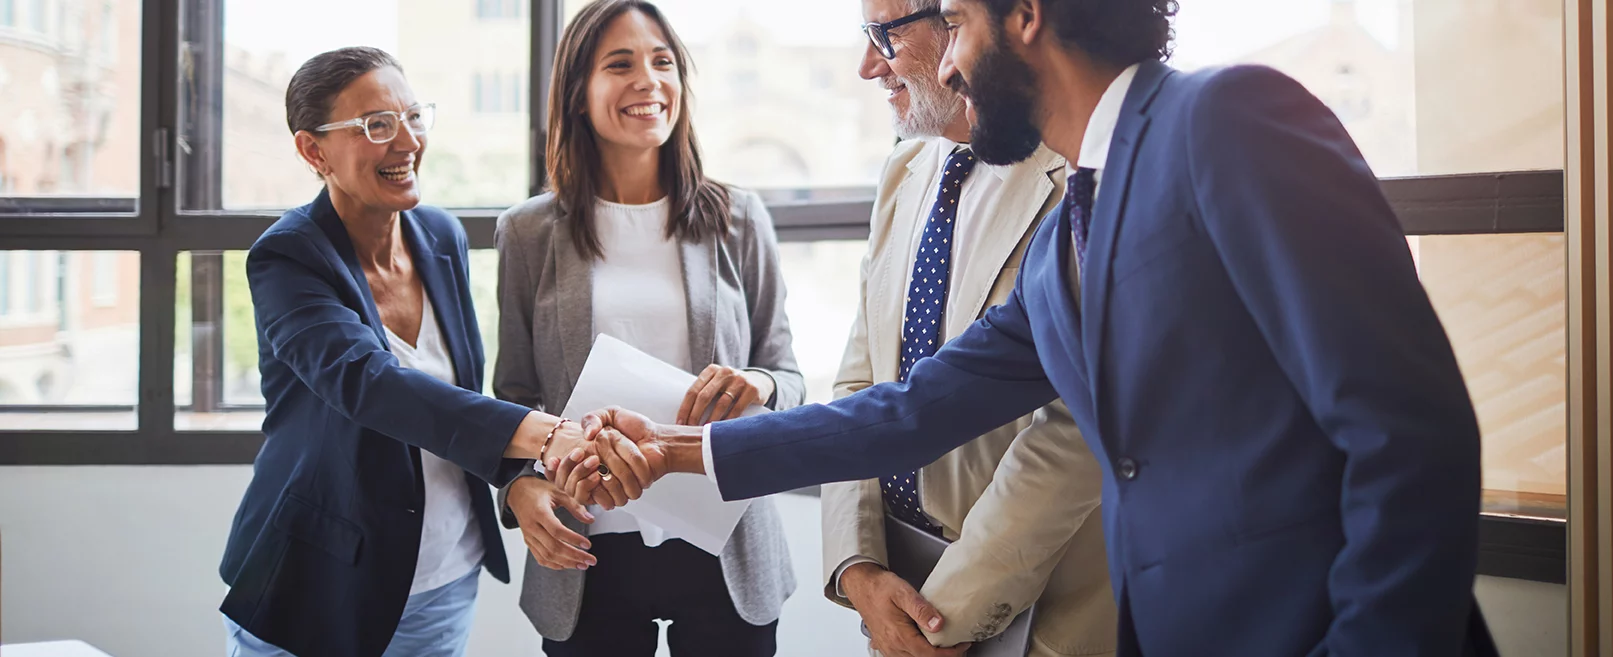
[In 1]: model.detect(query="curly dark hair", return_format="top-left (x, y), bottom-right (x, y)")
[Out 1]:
top-left (980, 0), bottom-right (1178, 66)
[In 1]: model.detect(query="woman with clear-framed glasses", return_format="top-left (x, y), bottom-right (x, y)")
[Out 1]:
top-left (217, 46), bottom-right (599, 657)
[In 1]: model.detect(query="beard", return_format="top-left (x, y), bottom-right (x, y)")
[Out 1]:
top-left (947, 29), bottom-right (1043, 165)
top-left (888, 65), bottom-right (965, 140)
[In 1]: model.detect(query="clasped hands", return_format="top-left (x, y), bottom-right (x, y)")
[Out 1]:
top-left (545, 364), bottom-right (771, 508)
top-left (505, 365), bottom-right (768, 571)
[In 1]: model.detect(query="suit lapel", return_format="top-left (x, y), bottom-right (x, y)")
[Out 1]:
top-left (681, 237), bottom-right (717, 373)
top-left (1082, 61), bottom-right (1170, 413)
top-left (871, 146), bottom-right (940, 382)
top-left (551, 219), bottom-right (595, 385)
top-left (308, 189), bottom-right (389, 348)
top-left (945, 147), bottom-right (1059, 339)
top-left (402, 213), bottom-right (475, 391)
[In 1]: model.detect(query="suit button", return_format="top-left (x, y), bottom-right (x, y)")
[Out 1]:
top-left (1118, 458), bottom-right (1139, 480)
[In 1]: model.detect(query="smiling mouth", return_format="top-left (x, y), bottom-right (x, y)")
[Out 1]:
top-left (623, 102), bottom-right (666, 118)
top-left (378, 164), bottom-right (413, 182)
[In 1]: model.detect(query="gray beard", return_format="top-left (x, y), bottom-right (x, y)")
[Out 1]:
top-left (892, 81), bottom-right (965, 140)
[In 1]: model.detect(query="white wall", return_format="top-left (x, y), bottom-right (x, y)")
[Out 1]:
top-left (0, 466), bottom-right (864, 657)
top-left (0, 466), bottom-right (1569, 657)
top-left (1476, 575), bottom-right (1567, 657)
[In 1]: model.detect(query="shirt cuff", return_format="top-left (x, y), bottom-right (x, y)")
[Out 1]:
top-left (702, 424), bottom-right (718, 484)
top-left (743, 367), bottom-right (781, 408)
top-left (832, 556), bottom-right (882, 600)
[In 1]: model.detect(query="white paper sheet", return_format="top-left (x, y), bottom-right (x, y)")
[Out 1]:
top-left (560, 334), bottom-right (758, 555)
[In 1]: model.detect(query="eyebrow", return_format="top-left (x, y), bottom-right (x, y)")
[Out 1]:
top-left (604, 46), bottom-right (671, 58)
top-left (357, 104), bottom-right (419, 118)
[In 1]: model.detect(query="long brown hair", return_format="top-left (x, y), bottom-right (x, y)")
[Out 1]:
top-left (547, 0), bottom-right (730, 259)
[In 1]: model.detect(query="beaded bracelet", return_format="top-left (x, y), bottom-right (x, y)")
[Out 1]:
top-left (538, 418), bottom-right (571, 472)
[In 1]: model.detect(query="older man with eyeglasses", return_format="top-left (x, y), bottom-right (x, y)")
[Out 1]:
top-left (820, 1), bottom-right (1117, 655)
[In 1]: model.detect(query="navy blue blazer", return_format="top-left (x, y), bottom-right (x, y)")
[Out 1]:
top-left (709, 61), bottom-right (1497, 657)
top-left (219, 189), bottom-right (532, 657)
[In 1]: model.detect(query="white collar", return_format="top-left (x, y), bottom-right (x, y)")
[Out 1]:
top-left (1073, 63), bottom-right (1142, 174)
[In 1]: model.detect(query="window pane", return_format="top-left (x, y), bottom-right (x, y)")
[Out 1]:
top-left (777, 240), bottom-right (867, 403)
top-left (0, 0), bottom-right (142, 214)
top-left (1411, 234), bottom-right (1566, 520)
top-left (1176, 0), bottom-right (1562, 176)
top-left (182, 0), bottom-right (531, 212)
top-left (0, 251), bottom-right (139, 430)
top-left (174, 251), bottom-right (264, 431)
top-left (561, 1), bottom-right (894, 191)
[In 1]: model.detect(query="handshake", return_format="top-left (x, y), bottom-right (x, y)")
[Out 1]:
top-left (506, 406), bottom-right (706, 571)
top-left (543, 406), bottom-right (689, 509)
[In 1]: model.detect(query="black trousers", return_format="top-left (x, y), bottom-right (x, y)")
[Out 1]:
top-left (541, 533), bottom-right (778, 657)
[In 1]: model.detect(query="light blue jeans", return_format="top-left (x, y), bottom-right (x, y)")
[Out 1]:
top-left (224, 566), bottom-right (481, 657)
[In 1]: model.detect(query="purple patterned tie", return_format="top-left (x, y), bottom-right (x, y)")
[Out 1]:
top-left (1066, 167), bottom-right (1098, 266)
top-left (881, 147), bottom-right (976, 535)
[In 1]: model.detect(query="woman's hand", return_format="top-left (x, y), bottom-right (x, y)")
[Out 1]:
top-left (677, 365), bottom-right (775, 425)
top-left (547, 427), bottom-right (654, 511)
top-left (507, 476), bottom-right (597, 571)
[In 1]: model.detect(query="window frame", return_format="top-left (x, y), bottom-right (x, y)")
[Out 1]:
top-left (0, 0), bottom-right (1567, 585)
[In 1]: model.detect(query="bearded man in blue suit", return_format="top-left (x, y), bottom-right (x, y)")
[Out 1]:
top-left (561, 1), bottom-right (1500, 655)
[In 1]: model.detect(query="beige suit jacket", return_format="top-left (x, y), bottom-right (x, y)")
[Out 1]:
top-left (821, 139), bottom-right (1116, 656)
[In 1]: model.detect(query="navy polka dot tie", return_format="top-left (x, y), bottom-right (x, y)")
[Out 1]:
top-left (881, 147), bottom-right (976, 535)
top-left (1066, 167), bottom-right (1098, 267)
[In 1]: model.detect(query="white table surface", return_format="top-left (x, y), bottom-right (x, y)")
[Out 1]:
top-left (0, 640), bottom-right (114, 657)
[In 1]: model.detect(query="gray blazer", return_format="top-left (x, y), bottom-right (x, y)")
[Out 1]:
top-left (491, 188), bottom-right (801, 641)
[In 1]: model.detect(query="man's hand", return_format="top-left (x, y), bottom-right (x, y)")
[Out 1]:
top-left (507, 476), bottom-right (597, 571)
top-left (549, 407), bottom-right (663, 509)
top-left (842, 562), bottom-right (969, 657)
top-left (547, 428), bottom-right (654, 510)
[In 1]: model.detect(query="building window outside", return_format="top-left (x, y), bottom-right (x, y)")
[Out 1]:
top-left (91, 252), bottom-right (117, 308)
top-left (0, 252), bottom-right (11, 317)
top-left (20, 251), bottom-right (40, 314)
top-left (476, 0), bottom-right (519, 20)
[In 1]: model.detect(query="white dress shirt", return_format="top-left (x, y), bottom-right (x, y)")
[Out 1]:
top-left (383, 293), bottom-right (486, 595)
top-left (586, 196), bottom-right (688, 546)
top-left (1071, 63), bottom-right (1142, 200)
top-left (920, 139), bottom-right (1006, 318)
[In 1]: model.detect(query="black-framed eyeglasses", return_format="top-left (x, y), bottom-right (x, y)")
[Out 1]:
top-left (862, 8), bottom-right (940, 59)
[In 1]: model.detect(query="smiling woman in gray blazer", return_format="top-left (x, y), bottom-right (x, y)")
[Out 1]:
top-left (491, 1), bottom-right (799, 655)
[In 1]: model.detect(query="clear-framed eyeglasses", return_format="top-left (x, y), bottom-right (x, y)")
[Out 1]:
top-left (313, 103), bottom-right (436, 144)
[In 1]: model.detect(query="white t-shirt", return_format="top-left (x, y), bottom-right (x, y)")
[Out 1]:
top-left (585, 196), bottom-right (691, 545)
top-left (383, 291), bottom-right (486, 594)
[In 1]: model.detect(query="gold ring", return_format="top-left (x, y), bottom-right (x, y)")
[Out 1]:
top-left (598, 465), bottom-right (613, 482)
top-left (723, 391), bottom-right (737, 399)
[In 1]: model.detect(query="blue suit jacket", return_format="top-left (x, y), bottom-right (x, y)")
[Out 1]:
top-left (710, 62), bottom-right (1497, 657)
top-left (219, 189), bottom-right (531, 657)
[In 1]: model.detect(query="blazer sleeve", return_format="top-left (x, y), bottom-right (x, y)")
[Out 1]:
top-left (735, 191), bottom-right (806, 410)
top-left (1188, 65), bottom-right (1482, 656)
top-left (920, 399), bottom-right (1104, 647)
top-left (820, 234), bottom-right (889, 607)
top-left (709, 263), bottom-right (1058, 501)
top-left (246, 229), bottom-right (531, 487)
top-left (492, 208), bottom-right (548, 529)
